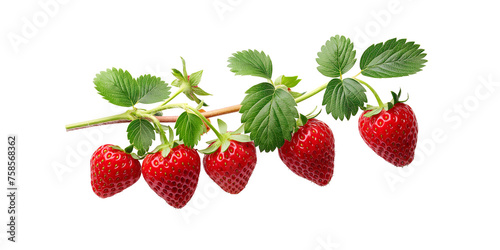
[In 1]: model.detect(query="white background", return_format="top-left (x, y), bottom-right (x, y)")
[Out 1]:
top-left (1, 0), bottom-right (499, 249)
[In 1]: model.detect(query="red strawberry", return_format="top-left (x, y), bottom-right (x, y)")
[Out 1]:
top-left (142, 144), bottom-right (201, 208)
top-left (90, 144), bottom-right (141, 198)
top-left (358, 102), bottom-right (418, 167)
top-left (203, 140), bottom-right (257, 194)
top-left (278, 118), bottom-right (335, 186)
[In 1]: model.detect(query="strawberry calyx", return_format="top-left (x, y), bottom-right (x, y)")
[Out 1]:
top-left (171, 57), bottom-right (211, 107)
top-left (199, 119), bottom-right (251, 154)
top-left (363, 89), bottom-right (409, 118)
top-left (295, 107), bottom-right (322, 131)
top-left (150, 125), bottom-right (185, 158)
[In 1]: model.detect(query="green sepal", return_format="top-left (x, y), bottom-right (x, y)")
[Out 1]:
top-left (109, 145), bottom-right (124, 152)
top-left (290, 91), bottom-right (305, 99)
top-left (124, 145), bottom-right (134, 154)
top-left (172, 69), bottom-right (185, 81)
top-left (217, 119), bottom-right (228, 134)
top-left (362, 89), bottom-right (409, 117)
top-left (161, 147), bottom-right (171, 158)
top-left (275, 75), bottom-right (301, 88)
top-left (189, 70), bottom-right (203, 86)
top-left (199, 121), bottom-right (252, 155)
top-left (296, 114), bottom-right (309, 128)
top-left (192, 86), bottom-right (212, 96)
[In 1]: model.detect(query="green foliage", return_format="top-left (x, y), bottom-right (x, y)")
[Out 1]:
top-left (240, 82), bottom-right (298, 152)
top-left (228, 50), bottom-right (273, 80)
top-left (94, 68), bottom-right (140, 107)
top-left (322, 78), bottom-right (367, 120)
top-left (174, 112), bottom-right (204, 148)
top-left (127, 119), bottom-right (156, 152)
top-left (360, 38), bottom-right (427, 78)
top-left (316, 35), bottom-right (357, 78)
top-left (137, 75), bottom-right (171, 104)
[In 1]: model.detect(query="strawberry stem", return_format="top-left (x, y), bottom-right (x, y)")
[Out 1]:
top-left (184, 105), bottom-right (224, 140)
top-left (294, 82), bottom-right (329, 103)
top-left (354, 78), bottom-right (384, 107)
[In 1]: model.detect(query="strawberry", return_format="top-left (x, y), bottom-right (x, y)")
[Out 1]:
top-left (278, 118), bottom-right (335, 186)
top-left (142, 144), bottom-right (201, 208)
top-left (358, 100), bottom-right (418, 167)
top-left (90, 144), bottom-right (141, 198)
top-left (358, 90), bottom-right (418, 167)
top-left (200, 119), bottom-right (257, 194)
top-left (203, 140), bottom-right (257, 194)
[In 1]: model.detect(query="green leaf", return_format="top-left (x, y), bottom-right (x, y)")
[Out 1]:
top-left (322, 78), bottom-right (367, 120)
top-left (275, 75), bottom-right (301, 88)
top-left (137, 75), bottom-right (171, 104)
top-left (228, 50), bottom-right (273, 80)
top-left (127, 119), bottom-right (156, 152)
top-left (360, 38), bottom-right (427, 78)
top-left (316, 35), bottom-right (357, 78)
top-left (189, 70), bottom-right (203, 86)
top-left (94, 68), bottom-right (140, 107)
top-left (174, 112), bottom-right (204, 148)
top-left (240, 82), bottom-right (298, 152)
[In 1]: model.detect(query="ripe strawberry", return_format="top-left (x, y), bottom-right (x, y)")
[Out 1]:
top-left (203, 140), bottom-right (257, 194)
top-left (90, 144), bottom-right (141, 198)
top-left (358, 102), bottom-right (418, 167)
top-left (278, 118), bottom-right (335, 186)
top-left (142, 144), bottom-right (201, 208)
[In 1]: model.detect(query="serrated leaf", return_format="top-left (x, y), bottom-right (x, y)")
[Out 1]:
top-left (360, 38), bottom-right (427, 78)
top-left (189, 70), bottom-right (203, 86)
top-left (94, 68), bottom-right (140, 107)
top-left (322, 78), bottom-right (367, 121)
top-left (228, 50), bottom-right (273, 80)
top-left (174, 112), bottom-right (204, 147)
top-left (137, 74), bottom-right (171, 104)
top-left (127, 119), bottom-right (156, 152)
top-left (316, 35), bottom-right (357, 78)
top-left (240, 82), bottom-right (298, 152)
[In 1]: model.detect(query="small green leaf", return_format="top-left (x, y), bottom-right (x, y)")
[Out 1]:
top-left (360, 38), bottom-right (427, 78)
top-left (189, 70), bottom-right (203, 86)
top-left (322, 78), bottom-right (367, 120)
top-left (228, 50), bottom-right (273, 80)
top-left (174, 112), bottom-right (204, 148)
top-left (94, 68), bottom-right (140, 107)
top-left (240, 82), bottom-right (299, 152)
top-left (127, 119), bottom-right (156, 152)
top-left (275, 75), bottom-right (301, 88)
top-left (137, 74), bottom-right (171, 104)
top-left (316, 35), bottom-right (357, 78)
